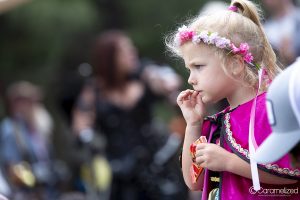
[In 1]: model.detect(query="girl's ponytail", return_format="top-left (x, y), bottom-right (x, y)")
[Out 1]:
top-left (231, 0), bottom-right (281, 80)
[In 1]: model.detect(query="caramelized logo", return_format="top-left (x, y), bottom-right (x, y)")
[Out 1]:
top-left (249, 186), bottom-right (298, 197)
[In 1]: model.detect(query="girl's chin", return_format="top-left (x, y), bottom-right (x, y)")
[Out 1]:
top-left (201, 95), bottom-right (217, 105)
top-left (201, 96), bottom-right (210, 104)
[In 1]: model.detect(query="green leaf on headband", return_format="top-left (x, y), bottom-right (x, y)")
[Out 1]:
top-left (227, 50), bottom-right (233, 56)
top-left (255, 63), bottom-right (260, 71)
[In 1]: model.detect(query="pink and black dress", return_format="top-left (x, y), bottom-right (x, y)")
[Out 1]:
top-left (199, 92), bottom-right (300, 199)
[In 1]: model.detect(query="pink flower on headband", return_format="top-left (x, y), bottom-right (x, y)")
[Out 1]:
top-left (175, 25), bottom-right (195, 45)
top-left (244, 53), bottom-right (254, 63)
top-left (231, 43), bottom-right (241, 53)
top-left (231, 43), bottom-right (249, 54)
top-left (179, 31), bottom-right (195, 43)
top-left (230, 43), bottom-right (253, 63)
top-left (239, 43), bottom-right (250, 55)
top-left (228, 5), bottom-right (238, 12)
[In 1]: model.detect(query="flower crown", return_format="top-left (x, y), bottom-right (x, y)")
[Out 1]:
top-left (175, 25), bottom-right (259, 69)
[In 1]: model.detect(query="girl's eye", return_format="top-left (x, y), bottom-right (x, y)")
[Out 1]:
top-left (194, 65), bottom-right (205, 69)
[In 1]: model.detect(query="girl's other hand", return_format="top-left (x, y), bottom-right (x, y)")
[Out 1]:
top-left (177, 89), bottom-right (206, 126)
top-left (195, 143), bottom-right (233, 171)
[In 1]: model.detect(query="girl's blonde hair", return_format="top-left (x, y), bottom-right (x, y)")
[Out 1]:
top-left (166, 0), bottom-right (281, 89)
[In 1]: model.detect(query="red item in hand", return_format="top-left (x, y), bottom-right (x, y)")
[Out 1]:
top-left (190, 136), bottom-right (207, 183)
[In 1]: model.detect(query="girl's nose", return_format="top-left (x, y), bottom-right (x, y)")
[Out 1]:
top-left (188, 74), bottom-right (196, 86)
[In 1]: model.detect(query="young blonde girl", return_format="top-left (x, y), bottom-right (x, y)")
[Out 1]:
top-left (166, 0), bottom-right (299, 199)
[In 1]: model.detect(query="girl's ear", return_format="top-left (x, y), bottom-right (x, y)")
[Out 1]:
top-left (229, 55), bottom-right (245, 76)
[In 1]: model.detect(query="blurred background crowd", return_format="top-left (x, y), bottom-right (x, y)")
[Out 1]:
top-left (0, 0), bottom-right (299, 200)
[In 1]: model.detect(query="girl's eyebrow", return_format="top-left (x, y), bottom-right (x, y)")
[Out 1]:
top-left (188, 60), bottom-right (201, 67)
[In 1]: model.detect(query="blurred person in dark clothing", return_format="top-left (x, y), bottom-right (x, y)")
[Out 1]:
top-left (262, 0), bottom-right (300, 66)
top-left (0, 81), bottom-right (58, 200)
top-left (72, 30), bottom-right (187, 200)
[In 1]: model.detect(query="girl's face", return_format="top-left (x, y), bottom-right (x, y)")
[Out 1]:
top-left (115, 37), bottom-right (138, 74)
top-left (181, 42), bottom-right (237, 104)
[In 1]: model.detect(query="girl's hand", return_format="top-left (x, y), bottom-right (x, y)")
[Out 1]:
top-left (177, 89), bottom-right (206, 126)
top-left (195, 143), bottom-right (233, 171)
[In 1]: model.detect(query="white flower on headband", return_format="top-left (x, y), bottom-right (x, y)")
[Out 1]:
top-left (175, 25), bottom-right (256, 66)
top-left (208, 32), bottom-right (219, 44)
top-left (198, 31), bottom-right (210, 43)
top-left (178, 25), bottom-right (189, 32)
top-left (215, 37), bottom-right (230, 48)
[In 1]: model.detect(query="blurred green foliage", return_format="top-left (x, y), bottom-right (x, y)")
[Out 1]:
top-left (0, 0), bottom-right (212, 87)
top-left (0, 0), bottom-right (98, 84)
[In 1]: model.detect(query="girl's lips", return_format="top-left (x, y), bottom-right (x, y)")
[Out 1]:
top-left (194, 90), bottom-right (203, 93)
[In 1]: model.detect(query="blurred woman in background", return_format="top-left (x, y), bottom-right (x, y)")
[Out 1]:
top-left (72, 30), bottom-right (187, 200)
